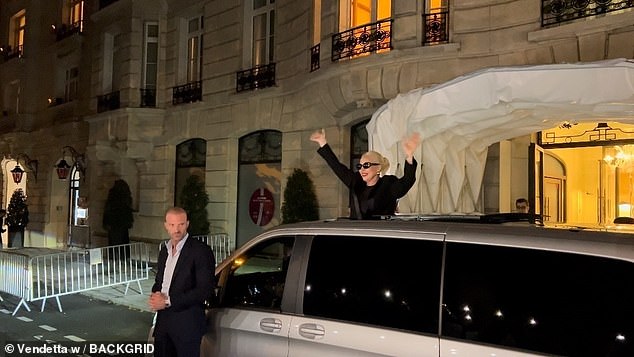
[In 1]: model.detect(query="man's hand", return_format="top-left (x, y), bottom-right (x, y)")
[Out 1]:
top-left (148, 291), bottom-right (169, 311)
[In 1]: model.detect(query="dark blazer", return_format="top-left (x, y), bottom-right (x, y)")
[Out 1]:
top-left (318, 144), bottom-right (417, 219)
top-left (152, 236), bottom-right (215, 341)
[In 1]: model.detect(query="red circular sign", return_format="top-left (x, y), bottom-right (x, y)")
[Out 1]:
top-left (249, 188), bottom-right (275, 226)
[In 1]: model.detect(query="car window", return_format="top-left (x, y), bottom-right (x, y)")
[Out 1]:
top-left (303, 235), bottom-right (443, 335)
top-left (219, 236), bottom-right (294, 310)
top-left (442, 242), bottom-right (634, 356)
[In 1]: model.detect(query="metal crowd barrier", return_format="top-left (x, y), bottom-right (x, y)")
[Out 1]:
top-left (0, 243), bottom-right (149, 316)
top-left (191, 233), bottom-right (234, 265)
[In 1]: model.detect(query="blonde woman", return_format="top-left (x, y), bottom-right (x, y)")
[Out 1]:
top-left (310, 128), bottom-right (420, 219)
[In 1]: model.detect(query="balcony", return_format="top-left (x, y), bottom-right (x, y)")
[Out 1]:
top-left (53, 21), bottom-right (83, 42)
top-left (172, 81), bottom-right (202, 105)
top-left (423, 9), bottom-right (449, 45)
top-left (310, 44), bottom-right (320, 72)
top-left (97, 91), bottom-right (120, 113)
top-left (0, 45), bottom-right (23, 62)
top-left (236, 63), bottom-right (276, 93)
top-left (542, 0), bottom-right (634, 27)
top-left (331, 19), bottom-right (392, 61)
top-left (140, 88), bottom-right (156, 108)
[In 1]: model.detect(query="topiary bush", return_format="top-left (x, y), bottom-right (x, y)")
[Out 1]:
top-left (180, 174), bottom-right (210, 235)
top-left (282, 168), bottom-right (319, 224)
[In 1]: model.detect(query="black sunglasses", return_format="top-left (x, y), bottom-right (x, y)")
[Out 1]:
top-left (356, 162), bottom-right (380, 170)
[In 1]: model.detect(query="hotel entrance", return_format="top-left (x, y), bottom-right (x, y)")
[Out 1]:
top-left (538, 122), bottom-right (634, 228)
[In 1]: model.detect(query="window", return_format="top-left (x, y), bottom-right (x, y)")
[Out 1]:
top-left (187, 16), bottom-right (203, 83)
top-left (251, 0), bottom-right (275, 66)
top-left (10, 10), bottom-right (26, 56)
top-left (442, 243), bottom-right (634, 356)
top-left (174, 139), bottom-right (206, 207)
top-left (65, 67), bottom-right (79, 102)
top-left (142, 22), bottom-right (158, 107)
top-left (219, 237), bottom-right (294, 309)
top-left (69, 0), bottom-right (84, 31)
top-left (340, 0), bottom-right (390, 30)
top-left (303, 235), bottom-right (443, 334)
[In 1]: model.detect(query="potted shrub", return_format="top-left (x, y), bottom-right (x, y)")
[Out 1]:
top-left (282, 168), bottom-right (319, 223)
top-left (103, 179), bottom-right (134, 247)
top-left (180, 175), bottom-right (210, 236)
top-left (6, 188), bottom-right (29, 248)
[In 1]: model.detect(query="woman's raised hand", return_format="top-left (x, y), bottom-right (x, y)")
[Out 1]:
top-left (310, 128), bottom-right (327, 147)
top-left (402, 132), bottom-right (421, 162)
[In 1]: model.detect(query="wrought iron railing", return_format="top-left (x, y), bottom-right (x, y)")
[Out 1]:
top-left (331, 19), bottom-right (392, 61)
top-left (236, 63), bottom-right (276, 92)
top-left (54, 21), bottom-right (82, 41)
top-left (140, 88), bottom-right (156, 108)
top-left (0, 45), bottom-right (23, 61)
top-left (311, 44), bottom-right (320, 72)
top-left (172, 81), bottom-right (202, 105)
top-left (423, 9), bottom-right (449, 45)
top-left (542, 0), bottom-right (634, 27)
top-left (99, 0), bottom-right (119, 9)
top-left (97, 90), bottom-right (120, 113)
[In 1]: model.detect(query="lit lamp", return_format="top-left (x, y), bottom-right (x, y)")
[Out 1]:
top-left (11, 165), bottom-right (25, 183)
top-left (10, 153), bottom-right (38, 184)
top-left (55, 146), bottom-right (86, 180)
top-left (55, 159), bottom-right (71, 180)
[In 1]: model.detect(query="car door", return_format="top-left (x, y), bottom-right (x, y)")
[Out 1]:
top-left (288, 234), bottom-right (444, 357)
top-left (202, 236), bottom-right (296, 357)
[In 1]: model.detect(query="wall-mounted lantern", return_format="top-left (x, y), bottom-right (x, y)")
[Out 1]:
top-left (11, 153), bottom-right (38, 184)
top-left (55, 146), bottom-right (86, 180)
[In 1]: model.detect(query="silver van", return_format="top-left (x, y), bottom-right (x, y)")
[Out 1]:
top-left (201, 216), bottom-right (634, 356)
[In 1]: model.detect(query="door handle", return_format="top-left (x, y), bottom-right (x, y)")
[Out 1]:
top-left (260, 317), bottom-right (283, 333)
top-left (298, 323), bottom-right (325, 339)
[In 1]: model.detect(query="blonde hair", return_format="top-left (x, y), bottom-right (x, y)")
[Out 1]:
top-left (363, 151), bottom-right (390, 175)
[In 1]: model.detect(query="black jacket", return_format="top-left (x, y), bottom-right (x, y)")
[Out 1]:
top-left (152, 236), bottom-right (215, 341)
top-left (318, 144), bottom-right (417, 219)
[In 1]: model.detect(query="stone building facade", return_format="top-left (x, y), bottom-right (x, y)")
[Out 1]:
top-left (1, 0), bottom-right (633, 249)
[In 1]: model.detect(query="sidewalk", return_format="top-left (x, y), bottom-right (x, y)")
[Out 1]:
top-left (80, 264), bottom-right (156, 313)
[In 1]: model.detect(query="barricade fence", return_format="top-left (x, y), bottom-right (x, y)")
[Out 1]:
top-left (191, 233), bottom-right (234, 265)
top-left (0, 243), bottom-right (149, 315)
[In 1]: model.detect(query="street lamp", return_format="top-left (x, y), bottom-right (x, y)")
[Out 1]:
top-left (10, 153), bottom-right (38, 184)
top-left (55, 146), bottom-right (86, 180)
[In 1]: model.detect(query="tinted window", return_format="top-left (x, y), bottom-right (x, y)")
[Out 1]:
top-left (442, 243), bottom-right (634, 356)
top-left (303, 235), bottom-right (443, 334)
top-left (219, 237), bottom-right (294, 310)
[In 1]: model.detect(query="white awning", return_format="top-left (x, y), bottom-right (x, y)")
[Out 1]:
top-left (367, 59), bottom-right (634, 213)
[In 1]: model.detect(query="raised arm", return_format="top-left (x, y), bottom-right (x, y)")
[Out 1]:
top-left (402, 132), bottom-right (421, 164)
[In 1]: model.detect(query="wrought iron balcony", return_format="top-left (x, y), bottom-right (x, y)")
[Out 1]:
top-left (311, 44), bottom-right (320, 72)
top-left (172, 81), bottom-right (202, 105)
top-left (236, 63), bottom-right (276, 92)
top-left (0, 45), bottom-right (23, 61)
top-left (423, 9), bottom-right (449, 45)
top-left (97, 90), bottom-right (120, 113)
top-left (542, 0), bottom-right (634, 27)
top-left (140, 88), bottom-right (156, 108)
top-left (54, 21), bottom-right (83, 42)
top-left (331, 19), bottom-right (392, 61)
top-left (99, 0), bottom-right (119, 9)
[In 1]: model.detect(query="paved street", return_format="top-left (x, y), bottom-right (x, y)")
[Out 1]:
top-left (0, 293), bottom-right (154, 345)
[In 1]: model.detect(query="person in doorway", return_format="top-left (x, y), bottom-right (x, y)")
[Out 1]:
top-left (515, 198), bottom-right (529, 213)
top-left (149, 206), bottom-right (215, 357)
top-left (310, 128), bottom-right (420, 219)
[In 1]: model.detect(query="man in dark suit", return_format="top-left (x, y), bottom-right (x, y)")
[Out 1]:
top-left (149, 207), bottom-right (215, 357)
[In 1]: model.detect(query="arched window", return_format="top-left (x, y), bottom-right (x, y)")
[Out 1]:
top-left (236, 130), bottom-right (282, 247)
top-left (175, 138), bottom-right (206, 206)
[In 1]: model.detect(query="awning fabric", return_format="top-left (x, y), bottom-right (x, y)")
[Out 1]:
top-left (366, 59), bottom-right (634, 213)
